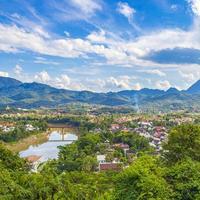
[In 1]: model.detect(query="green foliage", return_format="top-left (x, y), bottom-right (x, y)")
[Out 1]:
top-left (77, 133), bottom-right (101, 154)
top-left (165, 159), bottom-right (200, 200)
top-left (113, 132), bottom-right (151, 153)
top-left (114, 155), bottom-right (172, 200)
top-left (0, 143), bottom-right (28, 171)
top-left (1, 119), bottom-right (200, 200)
top-left (163, 124), bottom-right (200, 164)
top-left (56, 133), bottom-right (100, 172)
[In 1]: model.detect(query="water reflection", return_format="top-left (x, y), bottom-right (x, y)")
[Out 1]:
top-left (20, 128), bottom-right (78, 162)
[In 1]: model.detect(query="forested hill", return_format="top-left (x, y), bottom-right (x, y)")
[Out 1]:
top-left (0, 76), bottom-right (200, 111)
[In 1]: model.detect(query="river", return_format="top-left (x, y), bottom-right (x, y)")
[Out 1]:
top-left (19, 128), bottom-right (78, 162)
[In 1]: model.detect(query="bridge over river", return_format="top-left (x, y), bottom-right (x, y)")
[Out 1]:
top-left (20, 127), bottom-right (78, 165)
top-left (47, 126), bottom-right (78, 142)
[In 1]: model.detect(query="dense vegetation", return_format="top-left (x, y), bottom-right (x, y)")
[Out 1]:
top-left (0, 120), bottom-right (47, 142)
top-left (1, 122), bottom-right (200, 199)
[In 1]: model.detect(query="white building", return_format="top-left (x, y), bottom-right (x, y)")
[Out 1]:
top-left (97, 155), bottom-right (106, 163)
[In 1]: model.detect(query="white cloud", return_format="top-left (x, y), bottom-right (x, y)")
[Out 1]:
top-left (1, 20), bottom-right (200, 71)
top-left (188, 0), bottom-right (200, 16)
top-left (0, 24), bottom-right (129, 62)
top-left (117, 2), bottom-right (135, 22)
top-left (0, 0), bottom-right (200, 76)
top-left (64, 31), bottom-right (70, 37)
top-left (171, 4), bottom-right (178, 11)
top-left (7, 12), bottom-right (50, 39)
top-left (14, 64), bottom-right (23, 75)
top-left (54, 74), bottom-right (71, 88)
top-left (178, 67), bottom-right (200, 84)
top-left (32, 72), bottom-right (85, 91)
top-left (70, 0), bottom-right (102, 15)
top-left (139, 69), bottom-right (166, 77)
top-left (0, 21), bottom-right (199, 80)
top-left (105, 76), bottom-right (131, 90)
top-left (87, 30), bottom-right (106, 43)
top-left (133, 83), bottom-right (142, 90)
top-left (34, 57), bottom-right (60, 65)
top-left (0, 71), bottom-right (9, 77)
top-left (34, 71), bottom-right (51, 83)
top-left (156, 80), bottom-right (171, 90)
top-left (94, 75), bottom-right (139, 91)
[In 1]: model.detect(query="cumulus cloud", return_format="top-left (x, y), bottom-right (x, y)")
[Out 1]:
top-left (54, 74), bottom-right (71, 88)
top-left (188, 0), bottom-right (200, 16)
top-left (13, 64), bottom-right (23, 76)
top-left (133, 83), bottom-right (142, 90)
top-left (0, 23), bottom-right (128, 63)
top-left (93, 75), bottom-right (140, 91)
top-left (1, 19), bottom-right (200, 70)
top-left (34, 71), bottom-right (51, 83)
top-left (179, 70), bottom-right (195, 81)
top-left (104, 76), bottom-right (131, 90)
top-left (156, 80), bottom-right (171, 90)
top-left (0, 71), bottom-right (9, 77)
top-left (32, 71), bottom-right (85, 91)
top-left (178, 67), bottom-right (200, 84)
top-left (87, 30), bottom-right (106, 43)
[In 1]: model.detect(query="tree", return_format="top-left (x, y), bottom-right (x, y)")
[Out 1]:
top-left (114, 155), bottom-right (172, 200)
top-left (0, 143), bottom-right (28, 171)
top-left (77, 133), bottom-right (101, 155)
top-left (80, 156), bottom-right (97, 172)
top-left (165, 159), bottom-right (200, 200)
top-left (162, 124), bottom-right (200, 164)
top-left (113, 132), bottom-right (151, 153)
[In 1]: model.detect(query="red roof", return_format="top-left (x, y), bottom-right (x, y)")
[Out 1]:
top-left (99, 163), bottom-right (122, 171)
top-left (26, 155), bottom-right (41, 163)
top-left (113, 143), bottom-right (129, 149)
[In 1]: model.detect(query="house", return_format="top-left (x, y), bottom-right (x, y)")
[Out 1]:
top-left (97, 155), bottom-right (106, 163)
top-left (25, 124), bottom-right (36, 131)
top-left (113, 143), bottom-right (130, 155)
top-left (99, 163), bottom-right (122, 171)
top-left (113, 143), bottom-right (129, 150)
top-left (138, 121), bottom-right (152, 128)
top-left (3, 126), bottom-right (15, 132)
top-left (26, 155), bottom-right (41, 172)
top-left (110, 124), bottom-right (121, 131)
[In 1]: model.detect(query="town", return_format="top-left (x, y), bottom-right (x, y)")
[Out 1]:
top-left (0, 108), bottom-right (198, 172)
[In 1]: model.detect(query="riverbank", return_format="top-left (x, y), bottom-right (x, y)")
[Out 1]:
top-left (6, 132), bottom-right (49, 153)
top-left (5, 125), bottom-right (78, 153)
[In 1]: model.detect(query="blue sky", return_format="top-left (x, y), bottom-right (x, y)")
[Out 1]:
top-left (0, 0), bottom-right (200, 92)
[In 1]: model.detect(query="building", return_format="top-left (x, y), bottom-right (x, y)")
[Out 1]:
top-left (99, 163), bottom-right (122, 171)
top-left (25, 124), bottom-right (37, 131)
top-left (97, 155), bottom-right (106, 164)
top-left (110, 124), bottom-right (121, 131)
top-left (113, 143), bottom-right (130, 155)
top-left (26, 155), bottom-right (41, 172)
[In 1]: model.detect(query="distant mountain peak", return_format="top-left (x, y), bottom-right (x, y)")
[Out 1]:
top-left (166, 87), bottom-right (179, 94)
top-left (0, 76), bottom-right (200, 110)
top-left (0, 76), bottom-right (22, 89)
top-left (187, 80), bottom-right (200, 94)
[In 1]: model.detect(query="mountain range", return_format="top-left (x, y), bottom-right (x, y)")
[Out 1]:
top-left (0, 76), bottom-right (200, 112)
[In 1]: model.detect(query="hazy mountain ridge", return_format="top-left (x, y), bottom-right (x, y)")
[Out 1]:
top-left (0, 76), bottom-right (200, 111)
